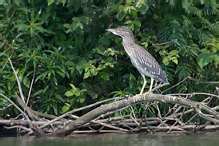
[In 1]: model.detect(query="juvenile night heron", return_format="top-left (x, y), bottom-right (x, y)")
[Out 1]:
top-left (106, 26), bottom-right (168, 96)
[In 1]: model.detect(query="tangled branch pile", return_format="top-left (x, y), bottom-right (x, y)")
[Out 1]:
top-left (0, 65), bottom-right (218, 136)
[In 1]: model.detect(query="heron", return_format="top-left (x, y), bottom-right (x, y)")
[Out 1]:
top-left (106, 26), bottom-right (168, 99)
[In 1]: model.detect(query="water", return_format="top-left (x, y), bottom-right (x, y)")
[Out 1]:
top-left (0, 133), bottom-right (218, 146)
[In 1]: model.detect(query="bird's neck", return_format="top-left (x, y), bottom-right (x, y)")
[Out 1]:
top-left (121, 36), bottom-right (135, 56)
top-left (122, 35), bottom-right (135, 46)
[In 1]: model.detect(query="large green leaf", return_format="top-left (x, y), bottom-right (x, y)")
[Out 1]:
top-left (23, 76), bottom-right (30, 88)
top-left (117, 9), bottom-right (125, 21)
top-left (197, 52), bottom-right (212, 69)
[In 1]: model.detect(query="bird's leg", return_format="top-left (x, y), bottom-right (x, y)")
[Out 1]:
top-left (149, 77), bottom-right (154, 92)
top-left (140, 75), bottom-right (146, 94)
top-left (142, 77), bottom-right (154, 101)
top-left (134, 75), bottom-right (146, 102)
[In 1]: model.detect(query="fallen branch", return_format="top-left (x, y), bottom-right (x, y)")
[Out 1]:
top-left (54, 93), bottom-right (219, 136)
top-left (0, 93), bottom-right (33, 128)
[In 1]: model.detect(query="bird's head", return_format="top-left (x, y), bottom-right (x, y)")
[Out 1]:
top-left (106, 26), bottom-right (133, 38)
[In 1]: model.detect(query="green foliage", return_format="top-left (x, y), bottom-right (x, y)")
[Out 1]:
top-left (197, 40), bottom-right (218, 69)
top-left (0, 0), bottom-right (218, 123)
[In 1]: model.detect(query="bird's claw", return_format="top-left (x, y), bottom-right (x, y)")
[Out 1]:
top-left (133, 95), bottom-right (141, 102)
top-left (133, 91), bottom-right (151, 102)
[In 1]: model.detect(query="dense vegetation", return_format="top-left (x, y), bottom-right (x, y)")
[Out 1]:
top-left (0, 0), bottom-right (218, 122)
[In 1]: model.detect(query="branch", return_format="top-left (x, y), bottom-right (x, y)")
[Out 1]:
top-left (8, 58), bottom-right (25, 103)
top-left (26, 69), bottom-right (35, 105)
top-left (39, 97), bottom-right (124, 129)
top-left (152, 39), bottom-right (180, 46)
top-left (0, 93), bottom-right (33, 128)
top-left (167, 93), bottom-right (219, 99)
top-left (0, 104), bottom-right (12, 111)
top-left (54, 93), bottom-right (219, 136)
top-left (4, 125), bottom-right (32, 132)
top-left (162, 76), bottom-right (219, 93)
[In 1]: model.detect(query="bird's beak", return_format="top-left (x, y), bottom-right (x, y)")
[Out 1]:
top-left (106, 28), bottom-right (117, 34)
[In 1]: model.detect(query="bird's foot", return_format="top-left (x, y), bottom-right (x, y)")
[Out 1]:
top-left (133, 95), bottom-right (141, 102)
top-left (133, 91), bottom-right (152, 102)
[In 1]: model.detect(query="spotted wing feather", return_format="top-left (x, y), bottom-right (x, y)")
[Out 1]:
top-left (128, 44), bottom-right (168, 83)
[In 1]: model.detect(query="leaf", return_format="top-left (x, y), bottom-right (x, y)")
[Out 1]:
top-left (124, 20), bottom-right (132, 25)
top-left (182, 0), bottom-right (190, 12)
top-left (84, 71), bottom-right (90, 79)
top-left (108, 3), bottom-right (117, 9)
top-left (74, 90), bottom-right (81, 96)
top-left (65, 90), bottom-right (74, 97)
top-left (171, 57), bottom-right (178, 65)
top-left (35, 72), bottom-right (48, 83)
top-left (62, 104), bottom-right (70, 113)
top-left (72, 17), bottom-right (79, 22)
top-left (197, 52), bottom-right (212, 69)
top-left (14, 24), bottom-right (28, 30)
top-left (43, 86), bottom-right (49, 93)
top-left (0, 88), bottom-right (5, 94)
top-left (69, 84), bottom-right (76, 90)
top-left (213, 52), bottom-right (219, 63)
top-left (134, 20), bottom-right (141, 28)
top-left (79, 96), bottom-right (85, 103)
top-left (32, 89), bottom-right (43, 97)
top-left (76, 65), bottom-right (83, 75)
top-left (51, 104), bottom-right (57, 115)
top-left (126, 0), bottom-right (132, 5)
top-left (117, 10), bottom-right (125, 21)
top-left (169, 50), bottom-right (179, 56)
top-left (96, 47), bottom-right (106, 55)
top-left (55, 94), bottom-right (65, 102)
top-left (14, 0), bottom-right (20, 6)
top-left (23, 76), bottom-right (30, 88)
top-left (56, 71), bottom-right (65, 78)
top-left (163, 56), bottom-right (169, 65)
top-left (139, 4), bottom-right (148, 14)
top-left (63, 24), bottom-right (71, 29)
top-left (65, 61), bottom-right (75, 66)
top-left (77, 22), bottom-right (83, 29)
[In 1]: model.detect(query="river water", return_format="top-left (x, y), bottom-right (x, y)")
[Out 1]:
top-left (0, 133), bottom-right (218, 146)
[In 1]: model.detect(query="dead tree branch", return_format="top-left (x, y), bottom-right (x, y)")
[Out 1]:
top-left (54, 93), bottom-right (219, 136)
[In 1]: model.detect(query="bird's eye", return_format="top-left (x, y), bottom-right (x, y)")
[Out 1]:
top-left (117, 29), bottom-right (122, 32)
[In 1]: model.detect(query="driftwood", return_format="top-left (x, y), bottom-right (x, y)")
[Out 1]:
top-left (1, 91), bottom-right (219, 136)
top-left (53, 93), bottom-right (219, 136)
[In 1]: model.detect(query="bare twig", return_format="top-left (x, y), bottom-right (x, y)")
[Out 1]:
top-left (4, 125), bottom-right (32, 132)
top-left (0, 104), bottom-right (12, 111)
top-left (8, 58), bottom-right (25, 103)
top-left (26, 69), bottom-right (36, 105)
top-left (162, 76), bottom-right (219, 93)
top-left (167, 93), bottom-right (219, 99)
top-left (162, 77), bottom-right (189, 93)
top-left (69, 115), bottom-right (129, 132)
top-left (152, 39), bottom-right (180, 46)
top-left (0, 93), bottom-right (33, 128)
top-left (151, 82), bottom-right (169, 92)
top-left (167, 107), bottom-right (185, 133)
top-left (195, 106), bottom-right (219, 123)
top-left (188, 76), bottom-right (219, 84)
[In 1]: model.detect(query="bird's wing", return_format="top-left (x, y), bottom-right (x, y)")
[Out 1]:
top-left (129, 44), bottom-right (167, 83)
